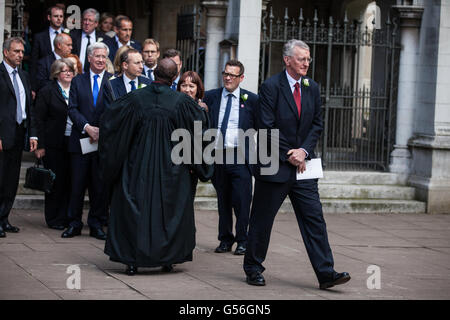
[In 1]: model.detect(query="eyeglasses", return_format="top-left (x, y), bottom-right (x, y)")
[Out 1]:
top-left (60, 70), bottom-right (74, 74)
top-left (293, 57), bottom-right (313, 64)
top-left (222, 71), bottom-right (241, 79)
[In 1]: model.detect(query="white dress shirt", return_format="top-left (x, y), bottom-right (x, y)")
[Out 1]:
top-left (115, 35), bottom-right (130, 49)
top-left (82, 69), bottom-right (105, 133)
top-left (217, 87), bottom-right (240, 149)
top-left (122, 73), bottom-right (137, 93)
top-left (49, 26), bottom-right (63, 52)
top-left (3, 61), bottom-right (26, 121)
top-left (80, 30), bottom-right (96, 69)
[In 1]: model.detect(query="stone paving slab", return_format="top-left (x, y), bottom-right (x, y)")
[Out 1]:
top-left (0, 209), bottom-right (450, 300)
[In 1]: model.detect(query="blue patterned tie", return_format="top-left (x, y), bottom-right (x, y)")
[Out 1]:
top-left (171, 81), bottom-right (177, 91)
top-left (130, 80), bottom-right (136, 91)
top-left (92, 74), bottom-right (99, 106)
top-left (220, 93), bottom-right (233, 142)
top-left (12, 70), bottom-right (23, 124)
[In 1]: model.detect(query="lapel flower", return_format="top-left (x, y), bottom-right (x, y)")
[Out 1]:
top-left (138, 83), bottom-right (147, 89)
top-left (109, 75), bottom-right (116, 81)
top-left (302, 78), bottom-right (310, 87)
top-left (241, 104), bottom-right (245, 108)
top-left (63, 28), bottom-right (70, 34)
top-left (241, 93), bottom-right (248, 102)
top-left (98, 37), bottom-right (103, 42)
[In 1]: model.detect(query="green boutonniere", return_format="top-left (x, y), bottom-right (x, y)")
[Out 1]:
top-left (138, 83), bottom-right (147, 89)
top-left (302, 78), bottom-right (310, 87)
top-left (241, 93), bottom-right (248, 102)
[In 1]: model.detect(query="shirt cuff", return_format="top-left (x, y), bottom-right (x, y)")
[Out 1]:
top-left (300, 148), bottom-right (309, 158)
top-left (30, 137), bottom-right (38, 140)
top-left (83, 123), bottom-right (89, 134)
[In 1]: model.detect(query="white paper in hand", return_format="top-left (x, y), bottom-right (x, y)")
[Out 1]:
top-left (80, 138), bottom-right (98, 154)
top-left (296, 158), bottom-right (324, 180)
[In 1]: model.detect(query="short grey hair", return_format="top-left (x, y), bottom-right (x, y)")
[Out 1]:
top-left (53, 33), bottom-right (70, 48)
top-left (50, 58), bottom-right (75, 79)
top-left (87, 42), bottom-right (109, 57)
top-left (3, 37), bottom-right (25, 51)
top-left (283, 39), bottom-right (310, 57)
top-left (83, 8), bottom-right (100, 22)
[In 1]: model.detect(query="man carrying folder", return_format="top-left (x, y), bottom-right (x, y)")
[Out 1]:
top-left (243, 39), bottom-right (350, 290)
top-left (63, 42), bottom-right (112, 240)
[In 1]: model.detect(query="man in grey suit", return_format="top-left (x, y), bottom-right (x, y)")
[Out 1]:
top-left (0, 38), bottom-right (37, 237)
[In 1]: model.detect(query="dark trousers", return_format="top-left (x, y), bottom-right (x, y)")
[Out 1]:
top-left (212, 161), bottom-right (252, 246)
top-left (68, 152), bottom-right (108, 229)
top-left (0, 124), bottom-right (25, 225)
top-left (243, 178), bottom-right (335, 283)
top-left (42, 137), bottom-right (71, 227)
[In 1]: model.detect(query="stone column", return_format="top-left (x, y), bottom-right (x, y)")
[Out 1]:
top-left (408, 1), bottom-right (450, 214)
top-left (237, 0), bottom-right (262, 94)
top-left (202, 0), bottom-right (228, 90)
top-left (0, 0), bottom-right (5, 60)
top-left (389, 4), bottom-right (424, 175)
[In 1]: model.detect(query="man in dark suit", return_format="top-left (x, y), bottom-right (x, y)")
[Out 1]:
top-left (107, 49), bottom-right (151, 100)
top-left (35, 33), bottom-right (72, 92)
top-left (70, 8), bottom-right (107, 74)
top-left (203, 60), bottom-right (257, 256)
top-left (163, 49), bottom-right (182, 91)
top-left (62, 42), bottom-right (112, 240)
top-left (106, 16), bottom-right (142, 62)
top-left (0, 38), bottom-right (37, 237)
top-left (31, 5), bottom-right (65, 91)
top-left (243, 40), bottom-right (350, 290)
top-left (142, 38), bottom-right (160, 82)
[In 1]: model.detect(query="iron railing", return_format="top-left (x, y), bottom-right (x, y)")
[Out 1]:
top-left (260, 7), bottom-right (401, 171)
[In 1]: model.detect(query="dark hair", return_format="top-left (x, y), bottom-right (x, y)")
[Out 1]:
top-left (177, 71), bottom-right (205, 100)
top-left (120, 48), bottom-right (140, 65)
top-left (225, 59), bottom-right (245, 75)
top-left (154, 58), bottom-right (177, 85)
top-left (163, 48), bottom-right (181, 60)
top-left (47, 5), bottom-right (64, 16)
top-left (114, 15), bottom-right (132, 29)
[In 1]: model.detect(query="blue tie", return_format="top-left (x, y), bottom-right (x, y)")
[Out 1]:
top-left (171, 81), bottom-right (177, 91)
top-left (12, 70), bottom-right (23, 124)
top-left (130, 80), bottom-right (136, 91)
top-left (220, 93), bottom-right (233, 142)
top-left (147, 69), bottom-right (154, 82)
top-left (92, 74), bottom-right (99, 106)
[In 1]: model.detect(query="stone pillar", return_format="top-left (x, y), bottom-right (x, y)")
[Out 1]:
top-left (237, 0), bottom-right (262, 94)
top-left (202, 0), bottom-right (228, 90)
top-left (389, 4), bottom-right (423, 175)
top-left (408, 1), bottom-right (450, 214)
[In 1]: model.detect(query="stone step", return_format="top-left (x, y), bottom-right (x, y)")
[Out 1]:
top-left (193, 197), bottom-right (426, 214)
top-left (13, 194), bottom-right (426, 214)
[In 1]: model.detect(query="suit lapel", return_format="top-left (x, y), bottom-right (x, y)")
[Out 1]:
top-left (280, 72), bottom-right (301, 120)
top-left (115, 76), bottom-right (127, 98)
top-left (298, 77), bottom-right (310, 128)
top-left (53, 81), bottom-right (67, 105)
top-left (214, 88), bottom-right (223, 128)
top-left (97, 72), bottom-right (112, 110)
top-left (238, 89), bottom-right (246, 129)
top-left (0, 63), bottom-right (15, 97)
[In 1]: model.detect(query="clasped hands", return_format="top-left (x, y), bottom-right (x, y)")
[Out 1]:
top-left (287, 148), bottom-right (307, 173)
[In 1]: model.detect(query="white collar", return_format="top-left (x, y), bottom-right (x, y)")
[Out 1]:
top-left (285, 70), bottom-right (302, 88)
top-left (83, 30), bottom-right (96, 39)
top-left (123, 73), bottom-right (137, 84)
top-left (222, 86), bottom-right (240, 99)
top-left (90, 69), bottom-right (105, 79)
top-left (49, 26), bottom-right (63, 35)
top-left (115, 35), bottom-right (130, 47)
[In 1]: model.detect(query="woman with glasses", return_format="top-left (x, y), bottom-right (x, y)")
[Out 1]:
top-left (33, 59), bottom-right (76, 230)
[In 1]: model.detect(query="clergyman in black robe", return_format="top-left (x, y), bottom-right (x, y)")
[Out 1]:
top-left (99, 58), bottom-right (213, 275)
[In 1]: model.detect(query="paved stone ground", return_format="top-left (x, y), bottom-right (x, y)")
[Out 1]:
top-left (1, 209), bottom-right (450, 300)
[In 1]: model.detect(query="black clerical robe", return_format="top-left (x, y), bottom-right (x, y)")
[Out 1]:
top-left (99, 83), bottom-right (213, 267)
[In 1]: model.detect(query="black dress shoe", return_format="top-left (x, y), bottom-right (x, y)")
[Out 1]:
top-left (89, 227), bottom-right (107, 240)
top-left (234, 244), bottom-right (246, 255)
top-left (125, 265), bottom-right (138, 275)
top-left (161, 264), bottom-right (174, 273)
top-left (319, 272), bottom-right (351, 290)
top-left (246, 272), bottom-right (266, 286)
top-left (0, 226), bottom-right (5, 238)
top-left (48, 225), bottom-right (66, 230)
top-left (215, 242), bottom-right (232, 253)
top-left (61, 226), bottom-right (82, 238)
top-left (2, 222), bottom-right (20, 233)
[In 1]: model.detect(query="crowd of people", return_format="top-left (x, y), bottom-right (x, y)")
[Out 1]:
top-left (0, 6), bottom-right (351, 290)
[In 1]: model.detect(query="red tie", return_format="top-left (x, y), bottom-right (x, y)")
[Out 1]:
top-left (294, 82), bottom-right (301, 118)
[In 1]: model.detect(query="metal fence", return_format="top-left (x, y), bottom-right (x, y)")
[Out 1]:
top-left (176, 5), bottom-right (206, 80)
top-left (260, 7), bottom-right (401, 171)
